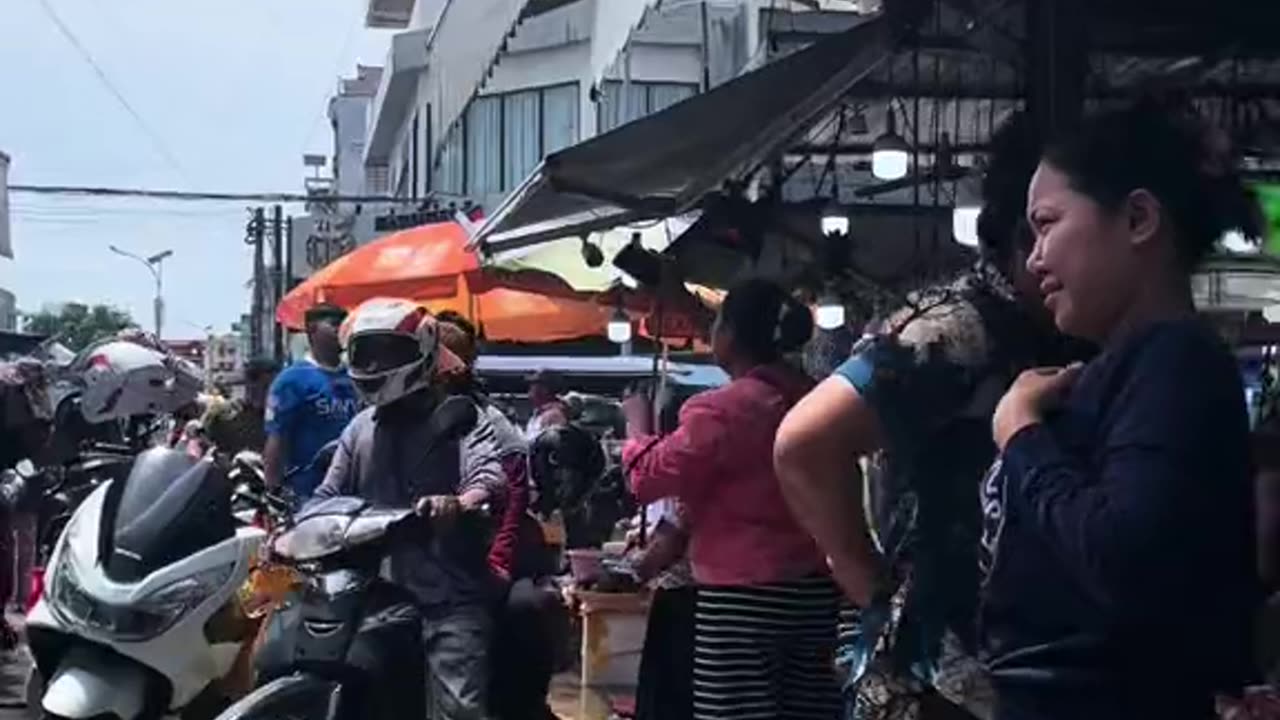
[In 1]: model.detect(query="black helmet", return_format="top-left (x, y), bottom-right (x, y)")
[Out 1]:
top-left (529, 424), bottom-right (606, 517)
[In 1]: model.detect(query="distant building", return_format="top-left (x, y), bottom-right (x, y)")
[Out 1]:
top-left (164, 339), bottom-right (207, 370)
top-left (205, 333), bottom-right (245, 389)
top-left (329, 66), bottom-right (384, 201)
top-left (0, 288), bottom-right (15, 332)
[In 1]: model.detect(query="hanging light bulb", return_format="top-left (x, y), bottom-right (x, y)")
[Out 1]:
top-left (821, 202), bottom-right (850, 236)
top-left (815, 289), bottom-right (846, 330)
top-left (607, 307), bottom-right (633, 344)
top-left (952, 204), bottom-right (981, 248)
top-left (871, 109), bottom-right (910, 180)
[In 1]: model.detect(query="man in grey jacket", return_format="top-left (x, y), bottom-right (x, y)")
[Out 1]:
top-left (314, 298), bottom-right (506, 720)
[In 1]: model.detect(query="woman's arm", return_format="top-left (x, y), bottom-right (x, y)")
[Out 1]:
top-left (775, 377), bottom-right (888, 606)
top-left (623, 396), bottom-right (726, 503)
top-left (633, 518), bottom-right (688, 582)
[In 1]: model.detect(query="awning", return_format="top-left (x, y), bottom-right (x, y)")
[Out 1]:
top-left (365, 27), bottom-right (431, 165)
top-left (423, 0), bottom-right (540, 166)
top-left (587, 0), bottom-right (658, 91)
top-left (471, 12), bottom-right (892, 253)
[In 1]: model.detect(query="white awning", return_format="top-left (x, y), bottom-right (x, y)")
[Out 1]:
top-left (422, 0), bottom-right (538, 167)
top-left (365, 27), bottom-right (431, 165)
top-left (587, 0), bottom-right (656, 90)
top-left (471, 13), bottom-right (891, 253)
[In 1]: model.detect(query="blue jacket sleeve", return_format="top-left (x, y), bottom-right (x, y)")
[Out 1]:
top-left (1000, 326), bottom-right (1253, 623)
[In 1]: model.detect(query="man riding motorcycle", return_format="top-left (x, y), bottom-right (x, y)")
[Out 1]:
top-left (313, 298), bottom-right (506, 720)
top-left (435, 311), bottom-right (563, 720)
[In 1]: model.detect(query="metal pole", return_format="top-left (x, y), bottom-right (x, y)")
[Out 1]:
top-left (700, 0), bottom-right (711, 93)
top-left (272, 205), bottom-right (284, 363)
top-left (108, 245), bottom-right (168, 338)
top-left (153, 268), bottom-right (163, 339)
top-left (249, 208), bottom-right (265, 357)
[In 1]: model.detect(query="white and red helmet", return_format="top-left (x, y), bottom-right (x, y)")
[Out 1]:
top-left (340, 298), bottom-right (463, 406)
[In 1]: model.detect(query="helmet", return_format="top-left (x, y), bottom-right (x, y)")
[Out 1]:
top-left (76, 340), bottom-right (203, 424)
top-left (528, 423), bottom-right (607, 517)
top-left (340, 298), bottom-right (463, 406)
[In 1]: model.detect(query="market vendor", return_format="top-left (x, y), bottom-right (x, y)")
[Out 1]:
top-left (622, 278), bottom-right (841, 720)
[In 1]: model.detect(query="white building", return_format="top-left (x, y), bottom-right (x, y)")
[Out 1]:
top-left (329, 66), bottom-right (384, 200)
top-left (360, 0), bottom-right (778, 215)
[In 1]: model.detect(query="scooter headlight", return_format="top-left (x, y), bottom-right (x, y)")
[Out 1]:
top-left (49, 555), bottom-right (235, 642)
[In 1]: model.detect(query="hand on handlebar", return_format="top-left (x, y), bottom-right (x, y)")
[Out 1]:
top-left (414, 495), bottom-right (462, 529)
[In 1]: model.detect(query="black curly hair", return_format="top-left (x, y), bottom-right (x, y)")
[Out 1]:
top-left (1042, 99), bottom-right (1261, 270)
top-left (718, 278), bottom-right (813, 365)
top-left (977, 111), bottom-right (1044, 273)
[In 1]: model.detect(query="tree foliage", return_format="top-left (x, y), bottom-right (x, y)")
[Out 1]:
top-left (25, 304), bottom-right (136, 351)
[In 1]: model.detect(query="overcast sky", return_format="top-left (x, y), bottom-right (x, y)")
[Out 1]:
top-left (0, 0), bottom-right (389, 336)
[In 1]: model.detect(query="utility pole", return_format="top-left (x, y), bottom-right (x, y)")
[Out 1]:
top-left (246, 208), bottom-right (265, 358)
top-left (272, 204), bottom-right (284, 363)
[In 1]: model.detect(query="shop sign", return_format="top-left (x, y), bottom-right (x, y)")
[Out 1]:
top-left (290, 210), bottom-right (378, 280)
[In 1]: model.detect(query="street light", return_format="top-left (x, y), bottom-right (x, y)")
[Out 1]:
top-left (607, 307), bottom-right (633, 344)
top-left (109, 245), bottom-right (173, 338)
top-left (815, 288), bottom-right (846, 330)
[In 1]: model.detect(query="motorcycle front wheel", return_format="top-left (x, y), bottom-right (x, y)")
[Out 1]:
top-left (212, 674), bottom-right (341, 720)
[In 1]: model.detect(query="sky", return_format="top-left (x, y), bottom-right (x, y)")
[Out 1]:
top-left (0, 0), bottom-right (390, 337)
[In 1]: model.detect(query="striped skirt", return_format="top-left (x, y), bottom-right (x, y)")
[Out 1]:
top-left (693, 574), bottom-right (843, 720)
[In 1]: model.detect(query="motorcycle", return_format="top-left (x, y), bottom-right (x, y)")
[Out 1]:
top-left (213, 396), bottom-right (481, 720)
top-left (25, 447), bottom-right (271, 720)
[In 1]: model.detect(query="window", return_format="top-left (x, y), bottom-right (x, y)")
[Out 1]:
top-left (466, 96), bottom-right (502, 197)
top-left (542, 84), bottom-right (579, 156)
top-left (433, 127), bottom-right (464, 195)
top-left (448, 83), bottom-right (579, 198)
top-left (502, 90), bottom-right (540, 190)
top-left (410, 113), bottom-right (419, 200)
top-left (596, 81), bottom-right (697, 133)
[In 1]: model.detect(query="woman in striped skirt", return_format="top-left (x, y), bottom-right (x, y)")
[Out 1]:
top-left (623, 279), bottom-right (842, 720)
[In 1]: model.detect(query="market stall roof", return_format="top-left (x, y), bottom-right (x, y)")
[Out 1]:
top-left (470, 12), bottom-right (896, 254)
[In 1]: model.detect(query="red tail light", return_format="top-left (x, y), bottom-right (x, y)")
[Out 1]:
top-left (26, 567), bottom-right (45, 614)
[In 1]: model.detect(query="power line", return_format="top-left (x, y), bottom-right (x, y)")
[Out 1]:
top-left (35, 0), bottom-right (187, 179)
top-left (10, 184), bottom-right (466, 205)
top-left (300, 3), bottom-right (365, 155)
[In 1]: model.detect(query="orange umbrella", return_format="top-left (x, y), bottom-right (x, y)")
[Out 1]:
top-left (423, 286), bottom-right (611, 343)
top-left (277, 222), bottom-right (479, 328)
top-left (276, 221), bottom-right (610, 342)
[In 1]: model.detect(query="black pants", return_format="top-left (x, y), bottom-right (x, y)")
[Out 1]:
top-left (490, 578), bottom-right (565, 720)
top-left (636, 585), bottom-right (696, 720)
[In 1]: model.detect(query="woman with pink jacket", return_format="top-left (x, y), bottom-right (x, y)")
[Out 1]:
top-left (623, 278), bottom-right (841, 720)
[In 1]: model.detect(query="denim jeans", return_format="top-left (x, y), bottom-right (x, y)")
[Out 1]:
top-left (423, 606), bottom-right (492, 720)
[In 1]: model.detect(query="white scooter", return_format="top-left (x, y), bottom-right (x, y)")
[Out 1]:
top-left (25, 447), bottom-right (266, 720)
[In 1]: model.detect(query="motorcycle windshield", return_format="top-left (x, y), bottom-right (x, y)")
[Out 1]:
top-left (105, 447), bottom-right (236, 583)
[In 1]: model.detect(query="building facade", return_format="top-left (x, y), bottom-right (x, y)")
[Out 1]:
top-left (360, 0), bottom-right (771, 215)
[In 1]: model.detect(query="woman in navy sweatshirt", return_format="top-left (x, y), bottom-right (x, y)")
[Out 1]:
top-left (978, 102), bottom-right (1263, 720)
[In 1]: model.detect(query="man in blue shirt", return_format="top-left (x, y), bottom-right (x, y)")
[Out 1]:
top-left (263, 303), bottom-right (361, 501)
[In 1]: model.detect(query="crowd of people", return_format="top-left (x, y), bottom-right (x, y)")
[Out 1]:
top-left (0, 98), bottom-right (1277, 720)
top-left (623, 99), bottom-right (1277, 720)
